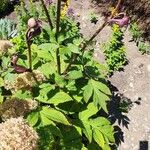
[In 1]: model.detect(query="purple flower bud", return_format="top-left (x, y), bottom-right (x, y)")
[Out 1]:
top-left (13, 65), bottom-right (29, 74)
top-left (11, 54), bottom-right (29, 73)
top-left (27, 18), bottom-right (42, 41)
top-left (45, 0), bottom-right (53, 5)
top-left (67, 8), bottom-right (74, 17)
top-left (11, 53), bottom-right (18, 66)
top-left (108, 14), bottom-right (129, 27)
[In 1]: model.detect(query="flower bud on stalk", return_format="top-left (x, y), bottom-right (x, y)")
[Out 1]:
top-left (27, 18), bottom-right (42, 41)
top-left (26, 18), bottom-right (42, 71)
top-left (11, 53), bottom-right (29, 73)
top-left (108, 13), bottom-right (129, 27)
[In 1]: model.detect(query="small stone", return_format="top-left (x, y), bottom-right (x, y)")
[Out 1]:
top-left (147, 65), bottom-right (150, 72)
top-left (129, 82), bottom-right (134, 88)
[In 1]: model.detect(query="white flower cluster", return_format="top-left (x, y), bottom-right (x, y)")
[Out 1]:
top-left (5, 70), bottom-right (45, 91)
top-left (0, 117), bottom-right (39, 150)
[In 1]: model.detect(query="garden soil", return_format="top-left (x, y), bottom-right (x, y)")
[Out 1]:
top-left (70, 0), bottom-right (150, 149)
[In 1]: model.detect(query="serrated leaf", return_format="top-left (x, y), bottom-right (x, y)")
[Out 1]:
top-left (38, 62), bottom-right (56, 78)
top-left (48, 91), bottom-right (73, 105)
top-left (13, 90), bottom-right (32, 99)
top-left (36, 84), bottom-right (55, 103)
top-left (103, 144), bottom-right (111, 150)
top-left (67, 43), bottom-right (80, 54)
top-left (79, 103), bottom-right (98, 120)
top-left (36, 50), bottom-right (54, 61)
top-left (68, 70), bottom-right (83, 80)
top-left (41, 107), bottom-right (70, 125)
top-left (40, 112), bottom-right (54, 126)
top-left (58, 34), bottom-right (65, 43)
top-left (93, 89), bottom-right (109, 113)
top-left (91, 79), bottom-right (111, 96)
top-left (89, 117), bottom-right (110, 126)
top-left (38, 43), bottom-right (59, 51)
top-left (83, 84), bottom-right (93, 103)
top-left (55, 73), bottom-right (66, 88)
top-left (66, 80), bottom-right (77, 91)
top-left (90, 117), bottom-right (115, 143)
top-left (27, 111), bottom-right (39, 127)
top-left (82, 123), bottom-right (93, 143)
top-left (60, 126), bottom-right (83, 150)
top-left (40, 112), bottom-right (62, 137)
top-left (93, 129), bottom-right (105, 149)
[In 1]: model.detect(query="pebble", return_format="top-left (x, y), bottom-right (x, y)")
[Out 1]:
top-left (129, 82), bottom-right (134, 88)
top-left (147, 65), bottom-right (150, 72)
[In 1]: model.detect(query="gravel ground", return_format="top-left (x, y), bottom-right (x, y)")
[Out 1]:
top-left (70, 0), bottom-right (150, 149)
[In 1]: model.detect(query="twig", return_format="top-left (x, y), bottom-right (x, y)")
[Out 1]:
top-left (40, 0), bottom-right (53, 30)
top-left (55, 0), bottom-right (61, 74)
top-left (63, 0), bottom-right (123, 75)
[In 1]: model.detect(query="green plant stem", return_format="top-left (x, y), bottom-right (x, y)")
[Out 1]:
top-left (26, 43), bottom-right (32, 70)
top-left (55, 0), bottom-right (61, 74)
top-left (63, 0), bottom-right (123, 75)
top-left (26, 29), bottom-right (32, 71)
top-left (27, 42), bottom-right (32, 71)
top-left (40, 0), bottom-right (53, 30)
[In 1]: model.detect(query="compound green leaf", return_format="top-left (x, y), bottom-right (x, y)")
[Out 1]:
top-left (38, 43), bottom-right (59, 51)
top-left (67, 43), bottom-right (80, 54)
top-left (68, 70), bottom-right (83, 80)
top-left (82, 123), bottom-right (93, 143)
top-left (48, 91), bottom-right (73, 105)
top-left (92, 79), bottom-right (111, 96)
top-left (83, 83), bottom-right (93, 103)
top-left (79, 103), bottom-right (98, 120)
top-left (93, 129), bottom-right (105, 149)
top-left (27, 111), bottom-right (39, 127)
top-left (41, 107), bottom-right (70, 125)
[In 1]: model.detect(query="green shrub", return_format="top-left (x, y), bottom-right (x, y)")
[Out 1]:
top-left (129, 22), bottom-right (150, 55)
top-left (138, 41), bottom-right (150, 55)
top-left (0, 18), bottom-right (17, 40)
top-left (0, 0), bottom-right (9, 13)
top-left (103, 24), bottom-right (127, 74)
top-left (129, 22), bottom-right (142, 43)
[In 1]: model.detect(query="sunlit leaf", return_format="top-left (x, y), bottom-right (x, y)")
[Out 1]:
top-left (41, 107), bottom-right (70, 125)
top-left (68, 70), bottom-right (83, 80)
top-left (27, 111), bottom-right (39, 127)
top-left (48, 91), bottom-right (73, 105)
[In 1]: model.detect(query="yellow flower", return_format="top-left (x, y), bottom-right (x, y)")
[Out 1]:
top-left (109, 7), bottom-right (118, 17)
top-left (61, 0), bottom-right (70, 18)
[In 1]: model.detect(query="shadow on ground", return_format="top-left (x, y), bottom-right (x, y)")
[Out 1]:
top-left (107, 81), bottom-right (142, 147)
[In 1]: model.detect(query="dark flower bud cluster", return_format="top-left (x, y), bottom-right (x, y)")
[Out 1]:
top-left (27, 18), bottom-right (42, 42)
top-left (11, 53), bottom-right (29, 73)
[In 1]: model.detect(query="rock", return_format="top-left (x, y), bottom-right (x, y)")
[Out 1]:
top-left (129, 82), bottom-right (134, 88)
top-left (147, 65), bottom-right (150, 72)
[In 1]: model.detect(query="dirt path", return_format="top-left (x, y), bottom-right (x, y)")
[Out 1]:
top-left (70, 0), bottom-right (150, 149)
